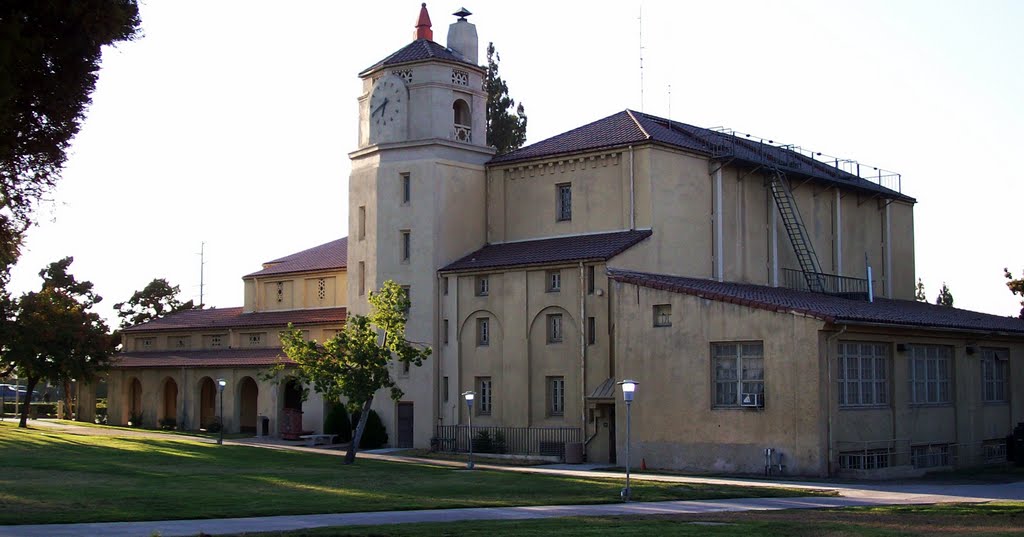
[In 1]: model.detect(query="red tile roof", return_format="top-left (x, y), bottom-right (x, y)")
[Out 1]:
top-left (359, 39), bottom-right (478, 76)
top-left (245, 238), bottom-right (347, 278)
top-left (491, 110), bottom-right (912, 202)
top-left (441, 230), bottom-right (652, 273)
top-left (112, 348), bottom-right (292, 369)
top-left (121, 307), bottom-right (346, 333)
top-left (608, 269), bottom-right (1024, 335)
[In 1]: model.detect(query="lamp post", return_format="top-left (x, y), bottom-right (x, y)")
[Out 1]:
top-left (216, 378), bottom-right (227, 445)
top-left (618, 379), bottom-right (637, 501)
top-left (462, 391), bottom-right (476, 469)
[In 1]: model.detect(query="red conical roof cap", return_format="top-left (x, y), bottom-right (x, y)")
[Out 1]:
top-left (415, 3), bottom-right (433, 41)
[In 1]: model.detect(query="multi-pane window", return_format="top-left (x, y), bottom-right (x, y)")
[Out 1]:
top-left (911, 444), bottom-right (952, 468)
top-left (400, 230), bottom-right (411, 262)
top-left (547, 270), bottom-right (561, 292)
top-left (556, 183), bottom-right (572, 221)
top-left (548, 376), bottom-right (565, 416)
top-left (547, 314), bottom-right (563, 343)
top-left (477, 318), bottom-right (490, 346)
top-left (908, 345), bottom-right (951, 404)
top-left (476, 377), bottom-right (492, 415)
top-left (358, 205), bottom-right (366, 240)
top-left (653, 304), bottom-right (672, 327)
top-left (839, 449), bottom-right (891, 470)
top-left (713, 342), bottom-right (764, 407)
top-left (400, 172), bottom-right (411, 204)
top-left (587, 316), bottom-right (596, 345)
top-left (837, 342), bottom-right (889, 407)
top-left (981, 348), bottom-right (1008, 403)
top-left (476, 275), bottom-right (489, 296)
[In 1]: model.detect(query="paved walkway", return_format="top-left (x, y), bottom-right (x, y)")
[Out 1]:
top-left (5, 421), bottom-right (1023, 537)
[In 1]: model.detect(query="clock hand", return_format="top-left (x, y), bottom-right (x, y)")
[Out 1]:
top-left (372, 97), bottom-right (389, 117)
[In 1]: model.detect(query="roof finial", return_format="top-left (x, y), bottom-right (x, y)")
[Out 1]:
top-left (453, 7), bottom-right (472, 21)
top-left (415, 3), bottom-right (433, 41)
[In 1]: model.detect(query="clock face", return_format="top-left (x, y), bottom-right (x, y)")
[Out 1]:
top-left (368, 74), bottom-right (407, 143)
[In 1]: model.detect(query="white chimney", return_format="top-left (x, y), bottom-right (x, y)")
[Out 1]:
top-left (447, 8), bottom-right (478, 65)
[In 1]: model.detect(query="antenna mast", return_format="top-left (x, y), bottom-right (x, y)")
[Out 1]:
top-left (199, 241), bottom-right (206, 308)
top-left (639, 5), bottom-right (644, 112)
top-left (668, 84), bottom-right (671, 120)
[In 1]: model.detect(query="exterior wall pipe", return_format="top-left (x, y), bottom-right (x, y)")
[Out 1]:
top-left (714, 166), bottom-right (724, 281)
top-left (579, 262), bottom-right (587, 438)
top-left (629, 146), bottom-right (635, 230)
top-left (834, 189), bottom-right (842, 275)
top-left (824, 325), bottom-right (847, 476)
top-left (884, 202), bottom-right (893, 298)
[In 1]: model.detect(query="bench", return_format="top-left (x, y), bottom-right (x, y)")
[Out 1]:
top-left (299, 434), bottom-right (337, 447)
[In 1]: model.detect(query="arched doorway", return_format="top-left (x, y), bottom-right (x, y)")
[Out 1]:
top-left (239, 377), bottom-right (258, 434)
top-left (160, 377), bottom-right (178, 427)
top-left (198, 377), bottom-right (216, 429)
top-left (127, 377), bottom-right (142, 425)
top-left (280, 377), bottom-right (304, 439)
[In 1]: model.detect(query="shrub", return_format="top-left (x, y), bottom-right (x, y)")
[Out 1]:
top-left (206, 417), bottom-right (222, 433)
top-left (352, 409), bottom-right (388, 449)
top-left (158, 417), bottom-right (177, 430)
top-left (473, 430), bottom-right (494, 453)
top-left (128, 411), bottom-right (144, 428)
top-left (323, 402), bottom-right (352, 443)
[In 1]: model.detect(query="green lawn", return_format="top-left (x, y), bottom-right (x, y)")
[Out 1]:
top-left (0, 423), bottom-right (828, 525)
top-left (240, 503), bottom-right (1024, 536)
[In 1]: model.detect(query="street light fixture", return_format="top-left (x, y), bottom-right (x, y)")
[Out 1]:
top-left (618, 379), bottom-right (638, 501)
top-left (462, 390), bottom-right (476, 470)
top-left (216, 378), bottom-right (227, 445)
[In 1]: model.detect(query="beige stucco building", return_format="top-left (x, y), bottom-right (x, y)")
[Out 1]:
top-left (111, 5), bottom-right (1024, 476)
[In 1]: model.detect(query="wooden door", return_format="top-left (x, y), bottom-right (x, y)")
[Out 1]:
top-left (397, 402), bottom-right (414, 448)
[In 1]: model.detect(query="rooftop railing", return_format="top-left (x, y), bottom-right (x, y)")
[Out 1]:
top-left (781, 268), bottom-right (870, 299)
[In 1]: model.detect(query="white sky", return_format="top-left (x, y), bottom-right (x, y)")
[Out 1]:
top-left (9, 0), bottom-right (1024, 326)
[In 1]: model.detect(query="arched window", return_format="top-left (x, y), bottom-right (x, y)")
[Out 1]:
top-left (453, 99), bottom-right (472, 142)
top-left (453, 99), bottom-right (471, 126)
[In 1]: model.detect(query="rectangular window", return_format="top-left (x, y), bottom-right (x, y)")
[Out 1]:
top-left (908, 345), bottom-right (952, 404)
top-left (358, 261), bottom-right (366, 296)
top-left (653, 304), bottom-right (672, 327)
top-left (400, 285), bottom-right (411, 315)
top-left (911, 444), bottom-right (953, 468)
top-left (587, 265), bottom-right (595, 294)
top-left (476, 275), bottom-right (489, 296)
top-left (476, 377), bottom-right (492, 415)
top-left (587, 316), bottom-right (596, 345)
top-left (839, 449), bottom-right (891, 470)
top-left (556, 183), bottom-right (572, 221)
top-left (443, 376), bottom-right (449, 403)
top-left (713, 342), bottom-right (764, 407)
top-left (546, 270), bottom-right (561, 292)
top-left (136, 337), bottom-right (155, 351)
top-left (400, 172), bottom-right (411, 204)
top-left (443, 276), bottom-right (449, 295)
top-left (205, 334), bottom-right (225, 348)
top-left (477, 317), bottom-right (490, 346)
top-left (981, 348), bottom-right (1008, 403)
top-left (358, 205), bottom-right (366, 240)
top-left (400, 230), bottom-right (411, 262)
top-left (443, 319), bottom-right (449, 345)
top-left (548, 376), bottom-right (565, 416)
top-left (837, 342), bottom-right (889, 407)
top-left (547, 314), bottom-right (563, 343)
top-left (276, 281), bottom-right (284, 303)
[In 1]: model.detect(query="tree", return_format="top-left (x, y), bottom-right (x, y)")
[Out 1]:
top-left (0, 2), bottom-right (141, 276)
top-left (484, 42), bottom-right (527, 155)
top-left (935, 282), bottom-right (954, 307)
top-left (114, 278), bottom-right (195, 329)
top-left (1, 257), bottom-right (114, 427)
top-left (1004, 268), bottom-right (1024, 318)
top-left (276, 280), bottom-right (430, 464)
top-left (915, 278), bottom-right (927, 302)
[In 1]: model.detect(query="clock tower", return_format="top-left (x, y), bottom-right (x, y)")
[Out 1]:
top-left (347, 4), bottom-right (494, 448)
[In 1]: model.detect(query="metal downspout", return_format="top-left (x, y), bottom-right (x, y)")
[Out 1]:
top-left (629, 146), bottom-right (635, 230)
top-left (579, 262), bottom-right (587, 448)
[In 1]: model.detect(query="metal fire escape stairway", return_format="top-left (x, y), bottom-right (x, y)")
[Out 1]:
top-left (767, 169), bottom-right (826, 293)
